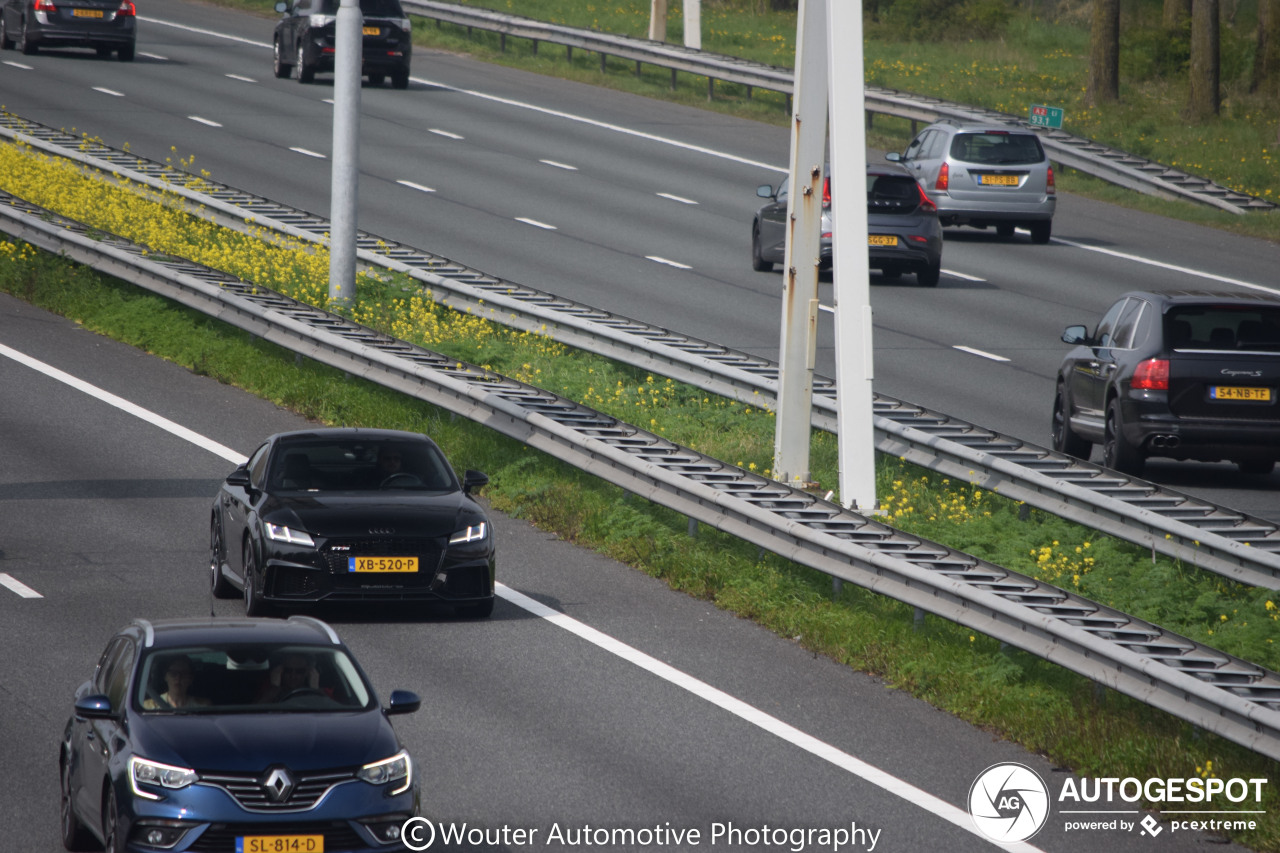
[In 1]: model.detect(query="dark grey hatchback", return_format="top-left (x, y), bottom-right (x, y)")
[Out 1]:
top-left (1053, 290), bottom-right (1280, 476)
top-left (273, 0), bottom-right (411, 88)
top-left (752, 162), bottom-right (943, 286)
top-left (0, 0), bottom-right (136, 60)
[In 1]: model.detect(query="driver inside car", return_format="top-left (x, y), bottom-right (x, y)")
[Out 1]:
top-left (255, 653), bottom-right (320, 704)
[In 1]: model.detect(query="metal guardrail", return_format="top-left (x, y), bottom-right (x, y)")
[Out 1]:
top-left (5, 113), bottom-right (1276, 594)
top-left (4, 187), bottom-right (1280, 763)
top-left (404, 1), bottom-right (1275, 214)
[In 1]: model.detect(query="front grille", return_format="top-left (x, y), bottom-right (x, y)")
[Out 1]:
top-left (323, 538), bottom-right (445, 582)
top-left (188, 820), bottom-right (367, 853)
top-left (199, 769), bottom-right (355, 812)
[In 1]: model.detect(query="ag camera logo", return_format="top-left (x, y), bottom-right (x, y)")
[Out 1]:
top-left (969, 762), bottom-right (1051, 843)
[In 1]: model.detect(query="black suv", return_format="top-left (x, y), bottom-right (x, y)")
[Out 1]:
top-left (1053, 290), bottom-right (1280, 476)
top-left (752, 162), bottom-right (944, 287)
top-left (273, 0), bottom-right (411, 89)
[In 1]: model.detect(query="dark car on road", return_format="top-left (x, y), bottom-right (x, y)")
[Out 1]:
top-left (60, 616), bottom-right (421, 853)
top-left (887, 119), bottom-right (1055, 243)
top-left (1053, 290), bottom-right (1280, 476)
top-left (210, 427), bottom-right (496, 618)
top-left (0, 0), bottom-right (136, 60)
top-left (273, 0), bottom-right (411, 88)
top-left (752, 161), bottom-right (944, 287)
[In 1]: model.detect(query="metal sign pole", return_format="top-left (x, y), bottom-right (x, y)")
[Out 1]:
top-left (827, 1), bottom-right (877, 513)
top-left (328, 0), bottom-right (361, 306)
top-left (772, 0), bottom-right (828, 489)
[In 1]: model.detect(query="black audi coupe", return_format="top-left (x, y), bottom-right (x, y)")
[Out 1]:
top-left (210, 428), bottom-right (496, 618)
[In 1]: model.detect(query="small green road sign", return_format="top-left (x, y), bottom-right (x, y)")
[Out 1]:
top-left (1029, 104), bottom-right (1064, 129)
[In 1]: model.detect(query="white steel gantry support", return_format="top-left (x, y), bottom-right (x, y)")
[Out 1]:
top-left (772, 0), bottom-right (876, 513)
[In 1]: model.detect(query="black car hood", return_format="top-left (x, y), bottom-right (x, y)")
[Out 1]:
top-left (261, 492), bottom-right (480, 538)
top-left (134, 709), bottom-right (398, 772)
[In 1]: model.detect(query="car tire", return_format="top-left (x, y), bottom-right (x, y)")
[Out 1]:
top-left (0, 16), bottom-right (14, 50)
top-left (20, 19), bottom-right (38, 54)
top-left (391, 69), bottom-right (409, 89)
top-left (1237, 459), bottom-right (1276, 476)
top-left (273, 39), bottom-right (292, 78)
top-left (751, 222), bottom-right (773, 272)
top-left (1051, 383), bottom-right (1091, 459)
top-left (103, 787), bottom-right (125, 853)
top-left (243, 540), bottom-right (271, 617)
top-left (1103, 396), bottom-right (1143, 476)
top-left (915, 260), bottom-right (941, 287)
top-left (295, 43), bottom-right (314, 83)
top-left (1029, 219), bottom-right (1052, 244)
top-left (60, 761), bottom-right (95, 852)
top-left (117, 43), bottom-right (133, 62)
top-left (210, 516), bottom-right (237, 599)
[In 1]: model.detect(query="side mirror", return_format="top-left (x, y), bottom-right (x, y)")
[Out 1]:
top-left (756, 184), bottom-right (775, 200)
top-left (225, 466), bottom-right (251, 488)
top-left (884, 152), bottom-right (903, 162)
top-left (385, 689), bottom-right (421, 716)
top-left (1061, 324), bottom-right (1089, 345)
top-left (462, 470), bottom-right (489, 495)
top-left (74, 695), bottom-right (114, 720)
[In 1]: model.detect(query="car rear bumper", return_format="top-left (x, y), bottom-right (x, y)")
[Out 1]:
top-left (935, 194), bottom-right (1055, 224)
top-left (25, 23), bottom-right (135, 48)
top-left (1121, 397), bottom-right (1280, 462)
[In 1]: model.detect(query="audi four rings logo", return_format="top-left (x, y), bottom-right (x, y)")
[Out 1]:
top-left (968, 763), bottom-right (1051, 843)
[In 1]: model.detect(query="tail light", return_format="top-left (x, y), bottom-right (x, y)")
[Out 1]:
top-left (34, 0), bottom-right (57, 10)
top-left (117, 0), bottom-right (136, 15)
top-left (822, 176), bottom-right (831, 209)
top-left (1132, 358), bottom-right (1169, 391)
top-left (915, 182), bottom-right (936, 213)
top-left (934, 162), bottom-right (949, 192)
top-left (1046, 166), bottom-right (1055, 195)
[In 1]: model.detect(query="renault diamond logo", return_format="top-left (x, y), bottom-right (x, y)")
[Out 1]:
top-left (262, 767), bottom-right (296, 802)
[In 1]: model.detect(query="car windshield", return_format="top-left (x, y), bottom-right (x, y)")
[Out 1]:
top-left (951, 132), bottom-right (1044, 166)
top-left (268, 438), bottom-right (457, 492)
top-left (1165, 305), bottom-right (1280, 352)
top-left (136, 644), bottom-right (373, 713)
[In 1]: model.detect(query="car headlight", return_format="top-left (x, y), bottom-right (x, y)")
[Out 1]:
top-left (448, 522), bottom-right (487, 545)
top-left (357, 750), bottom-right (412, 795)
top-left (264, 522), bottom-right (315, 547)
top-left (130, 756), bottom-right (197, 800)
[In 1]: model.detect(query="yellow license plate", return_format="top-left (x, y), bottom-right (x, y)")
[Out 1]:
top-left (73, 8), bottom-right (105, 16)
top-left (348, 556), bottom-right (418, 573)
top-left (237, 835), bottom-right (324, 853)
top-left (867, 235), bottom-right (898, 247)
top-left (979, 174), bottom-right (1019, 186)
top-left (1211, 386), bottom-right (1272, 401)
top-left (362, 26), bottom-right (380, 35)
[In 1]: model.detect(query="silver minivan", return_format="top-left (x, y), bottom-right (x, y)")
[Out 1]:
top-left (887, 120), bottom-right (1055, 243)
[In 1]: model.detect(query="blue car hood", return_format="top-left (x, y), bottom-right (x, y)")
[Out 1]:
top-left (134, 710), bottom-right (399, 772)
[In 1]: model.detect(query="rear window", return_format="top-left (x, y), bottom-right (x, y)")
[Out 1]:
top-left (315, 0), bottom-right (404, 14)
top-left (866, 174), bottom-right (922, 214)
top-left (950, 132), bottom-right (1045, 166)
top-left (1165, 305), bottom-right (1280, 352)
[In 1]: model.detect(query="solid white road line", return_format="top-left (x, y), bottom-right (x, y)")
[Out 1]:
top-left (497, 583), bottom-right (1046, 853)
top-left (0, 573), bottom-right (43, 599)
top-left (1053, 237), bottom-right (1279, 296)
top-left (0, 343), bottom-right (246, 465)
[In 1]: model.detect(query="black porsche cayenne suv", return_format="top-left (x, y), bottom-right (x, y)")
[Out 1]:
top-left (1052, 290), bottom-right (1280, 477)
